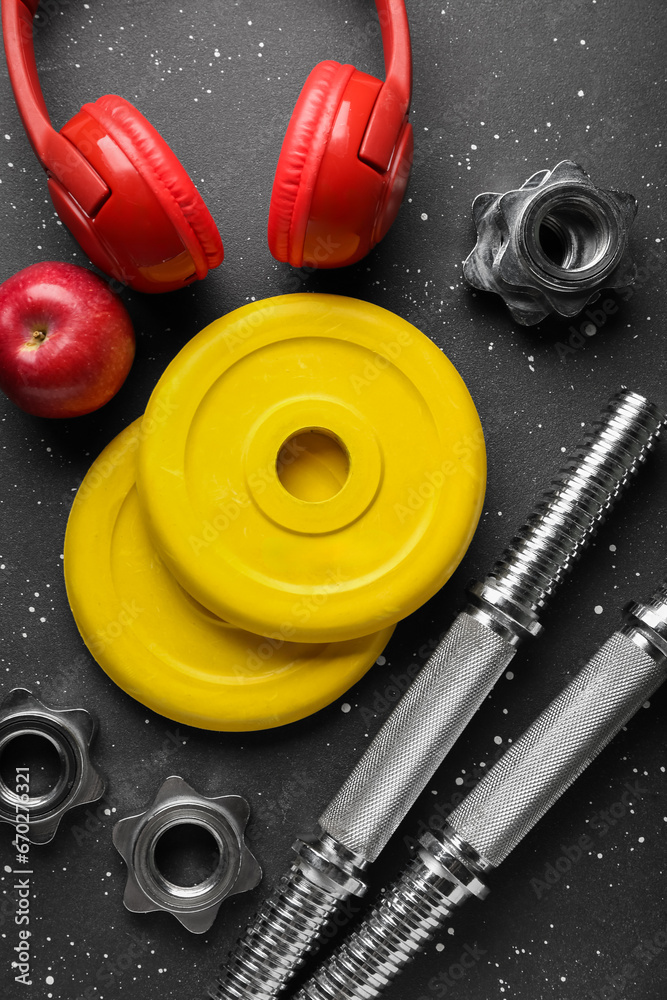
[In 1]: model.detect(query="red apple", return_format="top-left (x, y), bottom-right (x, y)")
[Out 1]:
top-left (0, 261), bottom-right (135, 418)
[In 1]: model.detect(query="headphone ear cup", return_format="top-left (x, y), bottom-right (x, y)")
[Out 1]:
top-left (83, 96), bottom-right (223, 268)
top-left (268, 61), bottom-right (354, 266)
top-left (268, 62), bottom-right (411, 269)
top-left (57, 95), bottom-right (222, 292)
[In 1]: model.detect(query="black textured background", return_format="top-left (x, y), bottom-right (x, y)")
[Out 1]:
top-left (1, 2), bottom-right (666, 999)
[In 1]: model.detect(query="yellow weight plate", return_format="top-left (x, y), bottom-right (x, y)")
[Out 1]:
top-left (64, 421), bottom-right (394, 732)
top-left (138, 294), bottom-right (486, 643)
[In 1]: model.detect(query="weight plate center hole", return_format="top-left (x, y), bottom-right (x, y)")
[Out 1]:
top-left (538, 205), bottom-right (609, 271)
top-left (153, 822), bottom-right (223, 889)
top-left (0, 732), bottom-right (66, 800)
top-left (276, 428), bottom-right (350, 502)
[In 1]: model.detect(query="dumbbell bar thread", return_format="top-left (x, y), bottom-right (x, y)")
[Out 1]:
top-left (295, 856), bottom-right (472, 1000)
top-left (208, 838), bottom-right (367, 1000)
top-left (296, 581), bottom-right (667, 999)
top-left (480, 388), bottom-right (664, 616)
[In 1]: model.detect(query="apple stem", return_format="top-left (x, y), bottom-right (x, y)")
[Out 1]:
top-left (21, 326), bottom-right (49, 352)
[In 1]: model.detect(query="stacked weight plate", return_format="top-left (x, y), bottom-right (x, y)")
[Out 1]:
top-left (65, 294), bottom-right (486, 731)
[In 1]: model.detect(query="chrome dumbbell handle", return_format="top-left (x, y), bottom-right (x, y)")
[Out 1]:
top-left (319, 612), bottom-right (515, 861)
top-left (319, 389), bottom-right (664, 862)
top-left (447, 628), bottom-right (666, 865)
top-left (297, 582), bottom-right (667, 1000)
top-left (209, 390), bottom-right (664, 1000)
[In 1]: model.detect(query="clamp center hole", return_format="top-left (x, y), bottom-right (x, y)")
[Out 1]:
top-left (0, 732), bottom-right (65, 799)
top-left (537, 206), bottom-right (609, 271)
top-left (276, 429), bottom-right (350, 502)
top-left (153, 823), bottom-right (222, 888)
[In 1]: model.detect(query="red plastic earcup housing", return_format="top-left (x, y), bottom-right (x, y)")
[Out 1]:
top-left (268, 61), bottom-right (355, 266)
top-left (54, 95), bottom-right (223, 293)
top-left (372, 119), bottom-right (414, 244)
top-left (268, 61), bottom-right (412, 269)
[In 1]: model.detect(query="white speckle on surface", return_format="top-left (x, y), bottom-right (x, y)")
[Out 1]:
top-left (494, 736), bottom-right (502, 745)
top-left (420, 212), bottom-right (428, 221)
top-left (609, 544), bottom-right (617, 552)
top-left (376, 655), bottom-right (386, 666)
top-left (506, 671), bottom-right (514, 680)
top-left (341, 703), bottom-right (351, 714)
top-left (436, 943), bottom-right (445, 952)
top-left (578, 89), bottom-right (585, 97)
top-left (584, 322), bottom-right (596, 337)
top-left (594, 605), bottom-right (603, 615)
top-left (46, 977), bottom-right (54, 986)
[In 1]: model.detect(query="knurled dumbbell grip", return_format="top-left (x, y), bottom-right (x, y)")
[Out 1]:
top-left (448, 629), bottom-right (666, 865)
top-left (319, 612), bottom-right (516, 861)
top-left (297, 628), bottom-right (667, 1000)
top-left (208, 613), bottom-right (513, 1000)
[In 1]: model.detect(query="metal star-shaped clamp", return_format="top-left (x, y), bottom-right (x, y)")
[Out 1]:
top-left (463, 160), bottom-right (638, 325)
top-left (113, 775), bottom-right (262, 934)
top-left (0, 687), bottom-right (105, 844)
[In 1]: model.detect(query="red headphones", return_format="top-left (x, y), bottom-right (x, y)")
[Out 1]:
top-left (2, 0), bottom-right (412, 292)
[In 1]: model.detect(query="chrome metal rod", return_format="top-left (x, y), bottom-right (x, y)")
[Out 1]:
top-left (209, 390), bottom-right (664, 1000)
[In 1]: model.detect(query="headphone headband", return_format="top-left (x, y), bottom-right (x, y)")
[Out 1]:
top-left (2, 0), bottom-right (109, 215)
top-left (362, 0), bottom-right (412, 172)
top-left (4, 0), bottom-right (411, 188)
